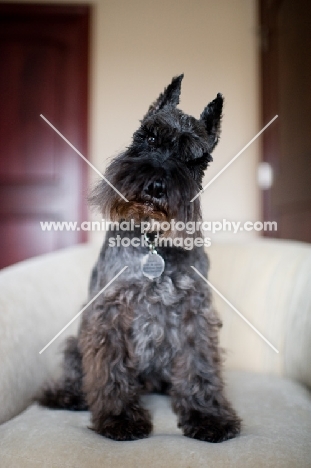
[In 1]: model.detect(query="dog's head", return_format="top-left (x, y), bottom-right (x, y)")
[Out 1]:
top-left (91, 75), bottom-right (223, 232)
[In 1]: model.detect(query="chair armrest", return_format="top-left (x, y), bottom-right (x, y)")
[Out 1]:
top-left (0, 243), bottom-right (99, 424)
top-left (208, 239), bottom-right (311, 388)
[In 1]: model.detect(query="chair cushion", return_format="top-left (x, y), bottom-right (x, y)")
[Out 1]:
top-left (1, 371), bottom-right (310, 468)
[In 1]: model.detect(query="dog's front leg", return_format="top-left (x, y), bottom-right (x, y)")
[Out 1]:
top-left (170, 306), bottom-right (241, 443)
top-left (79, 304), bottom-right (152, 441)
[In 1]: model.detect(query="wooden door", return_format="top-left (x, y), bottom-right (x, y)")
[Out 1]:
top-left (260, 0), bottom-right (311, 242)
top-left (0, 4), bottom-right (90, 269)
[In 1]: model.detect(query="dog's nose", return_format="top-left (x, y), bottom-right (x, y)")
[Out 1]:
top-left (145, 180), bottom-right (166, 199)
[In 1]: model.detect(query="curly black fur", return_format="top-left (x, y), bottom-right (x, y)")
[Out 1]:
top-left (38, 75), bottom-right (241, 443)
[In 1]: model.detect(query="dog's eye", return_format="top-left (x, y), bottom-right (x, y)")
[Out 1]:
top-left (147, 136), bottom-right (156, 146)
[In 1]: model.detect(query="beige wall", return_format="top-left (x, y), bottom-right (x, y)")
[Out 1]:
top-left (9, 0), bottom-right (260, 242)
top-left (91, 0), bottom-right (260, 243)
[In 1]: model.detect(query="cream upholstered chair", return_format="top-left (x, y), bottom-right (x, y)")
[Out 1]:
top-left (0, 239), bottom-right (311, 467)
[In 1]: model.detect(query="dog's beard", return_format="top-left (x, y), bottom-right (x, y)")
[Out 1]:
top-left (109, 200), bottom-right (168, 223)
top-left (107, 199), bottom-right (205, 242)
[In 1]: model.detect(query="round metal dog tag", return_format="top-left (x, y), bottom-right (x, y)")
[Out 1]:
top-left (141, 252), bottom-right (165, 280)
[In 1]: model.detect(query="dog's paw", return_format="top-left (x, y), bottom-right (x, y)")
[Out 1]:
top-left (36, 383), bottom-right (88, 411)
top-left (92, 407), bottom-right (153, 441)
top-left (180, 410), bottom-right (241, 443)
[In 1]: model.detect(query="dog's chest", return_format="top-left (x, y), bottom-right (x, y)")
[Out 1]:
top-left (131, 275), bottom-right (183, 374)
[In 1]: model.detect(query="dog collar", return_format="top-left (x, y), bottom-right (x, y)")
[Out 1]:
top-left (141, 231), bottom-right (165, 280)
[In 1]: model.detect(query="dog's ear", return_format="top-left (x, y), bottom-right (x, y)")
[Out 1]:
top-left (144, 74), bottom-right (184, 118)
top-left (200, 93), bottom-right (223, 152)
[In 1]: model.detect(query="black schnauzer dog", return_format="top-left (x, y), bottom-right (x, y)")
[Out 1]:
top-left (39, 75), bottom-right (241, 443)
